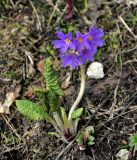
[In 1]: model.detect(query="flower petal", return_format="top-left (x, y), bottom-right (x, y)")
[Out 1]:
top-left (92, 38), bottom-right (104, 47)
top-left (52, 40), bottom-right (64, 48)
top-left (70, 42), bottom-right (76, 50)
top-left (89, 27), bottom-right (104, 38)
top-left (60, 45), bottom-right (69, 53)
top-left (76, 31), bottom-right (81, 38)
top-left (58, 52), bottom-right (65, 58)
top-left (61, 54), bottom-right (79, 69)
top-left (66, 32), bottom-right (72, 40)
top-left (84, 40), bottom-right (91, 49)
top-left (62, 55), bottom-right (72, 67)
top-left (56, 31), bottom-right (66, 39)
top-left (78, 49), bottom-right (95, 64)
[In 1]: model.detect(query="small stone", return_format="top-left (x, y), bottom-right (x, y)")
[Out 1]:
top-left (116, 149), bottom-right (129, 160)
top-left (86, 62), bottom-right (104, 79)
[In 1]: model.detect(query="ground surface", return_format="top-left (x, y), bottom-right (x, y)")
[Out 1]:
top-left (0, 0), bottom-right (137, 160)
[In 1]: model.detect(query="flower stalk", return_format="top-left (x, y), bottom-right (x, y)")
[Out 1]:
top-left (68, 65), bottom-right (86, 121)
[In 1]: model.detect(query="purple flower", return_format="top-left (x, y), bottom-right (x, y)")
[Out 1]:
top-left (61, 51), bottom-right (79, 69)
top-left (78, 48), bottom-right (97, 64)
top-left (52, 28), bottom-right (105, 70)
top-left (52, 31), bottom-right (75, 53)
top-left (74, 31), bottom-right (90, 52)
top-left (87, 27), bottom-right (104, 48)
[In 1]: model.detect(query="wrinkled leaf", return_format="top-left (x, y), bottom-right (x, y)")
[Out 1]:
top-left (16, 100), bottom-right (52, 122)
top-left (76, 133), bottom-right (83, 146)
top-left (47, 91), bottom-right (60, 113)
top-left (83, 126), bottom-right (94, 145)
top-left (87, 135), bottom-right (95, 145)
top-left (34, 87), bottom-right (48, 110)
top-left (71, 108), bottom-right (83, 119)
top-left (85, 126), bottom-right (94, 134)
top-left (44, 57), bottom-right (63, 96)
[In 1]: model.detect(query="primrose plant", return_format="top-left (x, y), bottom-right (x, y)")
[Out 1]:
top-left (16, 27), bottom-right (104, 144)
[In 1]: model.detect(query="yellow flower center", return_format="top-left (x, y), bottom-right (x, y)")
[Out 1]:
top-left (65, 39), bottom-right (70, 44)
top-left (78, 38), bottom-right (83, 43)
top-left (88, 36), bottom-right (92, 41)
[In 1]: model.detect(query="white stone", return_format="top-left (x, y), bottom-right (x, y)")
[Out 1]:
top-left (86, 62), bottom-right (104, 79)
top-left (116, 149), bottom-right (129, 160)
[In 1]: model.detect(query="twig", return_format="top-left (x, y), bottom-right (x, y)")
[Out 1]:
top-left (97, 92), bottom-right (137, 128)
top-left (2, 114), bottom-right (21, 140)
top-left (0, 144), bottom-right (23, 155)
top-left (3, 144), bottom-right (14, 160)
top-left (97, 107), bottom-right (122, 116)
top-left (109, 51), bottom-right (122, 119)
top-left (29, 0), bottom-right (42, 31)
top-left (45, 143), bottom-right (64, 159)
top-left (99, 108), bottom-right (137, 128)
top-left (123, 45), bottom-right (137, 53)
top-left (0, 46), bottom-right (25, 55)
top-left (86, 93), bottom-right (113, 126)
top-left (0, 78), bottom-right (11, 82)
top-left (55, 139), bottom-right (75, 160)
top-left (47, 0), bottom-right (61, 28)
top-left (118, 16), bottom-right (137, 39)
top-left (109, 78), bottom-right (120, 119)
top-left (9, 0), bottom-right (15, 7)
top-left (113, 92), bottom-right (137, 124)
top-left (25, 51), bottom-right (34, 65)
top-left (55, 6), bottom-right (67, 25)
top-left (91, 149), bottom-right (96, 160)
top-left (46, 0), bottom-right (60, 12)
top-left (124, 59), bottom-right (137, 65)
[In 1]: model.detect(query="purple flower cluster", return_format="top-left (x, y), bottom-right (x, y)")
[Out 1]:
top-left (52, 27), bottom-right (104, 69)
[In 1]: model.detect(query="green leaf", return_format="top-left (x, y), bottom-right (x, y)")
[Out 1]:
top-left (44, 57), bottom-right (63, 96)
top-left (73, 118), bottom-right (80, 133)
top-left (16, 100), bottom-right (52, 122)
top-left (76, 133), bottom-right (84, 146)
top-left (71, 108), bottom-right (83, 119)
top-left (85, 126), bottom-right (94, 134)
top-left (34, 87), bottom-right (49, 111)
top-left (47, 91), bottom-right (60, 113)
top-left (129, 132), bottom-right (137, 150)
top-left (48, 132), bottom-right (60, 138)
top-left (87, 135), bottom-right (95, 145)
top-left (60, 107), bottom-right (69, 128)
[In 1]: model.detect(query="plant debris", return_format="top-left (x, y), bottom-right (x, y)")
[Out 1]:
top-left (0, 83), bottom-right (21, 114)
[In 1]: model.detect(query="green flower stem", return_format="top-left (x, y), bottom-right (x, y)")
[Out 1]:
top-left (68, 65), bottom-right (86, 121)
top-left (51, 119), bottom-right (68, 143)
top-left (53, 112), bottom-right (65, 130)
top-left (50, 119), bottom-right (62, 134)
